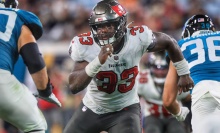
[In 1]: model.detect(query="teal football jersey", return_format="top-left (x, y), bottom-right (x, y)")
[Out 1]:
top-left (0, 8), bottom-right (43, 73)
top-left (178, 31), bottom-right (220, 85)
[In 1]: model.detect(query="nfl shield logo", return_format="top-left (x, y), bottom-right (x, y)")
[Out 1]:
top-left (114, 55), bottom-right (119, 61)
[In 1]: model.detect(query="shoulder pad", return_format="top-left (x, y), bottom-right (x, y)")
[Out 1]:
top-left (16, 9), bottom-right (43, 40)
top-left (69, 33), bottom-right (98, 62)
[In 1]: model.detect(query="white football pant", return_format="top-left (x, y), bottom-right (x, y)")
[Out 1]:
top-left (191, 80), bottom-right (220, 133)
top-left (0, 69), bottom-right (47, 132)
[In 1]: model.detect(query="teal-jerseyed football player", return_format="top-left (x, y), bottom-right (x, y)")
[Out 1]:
top-left (163, 14), bottom-right (220, 133)
top-left (0, 0), bottom-right (61, 132)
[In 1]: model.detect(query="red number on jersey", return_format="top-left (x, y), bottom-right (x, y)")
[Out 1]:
top-left (118, 66), bottom-right (138, 93)
top-left (96, 67), bottom-right (138, 94)
top-left (96, 71), bottom-right (117, 94)
top-left (138, 71), bottom-right (148, 83)
top-left (147, 102), bottom-right (171, 118)
top-left (130, 26), bottom-right (144, 36)
top-left (78, 32), bottom-right (93, 45)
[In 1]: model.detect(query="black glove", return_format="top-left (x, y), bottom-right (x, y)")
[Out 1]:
top-left (38, 78), bottom-right (53, 97)
top-left (34, 78), bottom-right (62, 107)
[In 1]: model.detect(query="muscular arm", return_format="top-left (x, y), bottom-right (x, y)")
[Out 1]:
top-left (68, 44), bottom-right (113, 94)
top-left (68, 61), bottom-right (93, 94)
top-left (18, 25), bottom-right (48, 90)
top-left (162, 62), bottom-right (180, 115)
top-left (148, 32), bottom-right (184, 63)
top-left (148, 32), bottom-right (194, 92)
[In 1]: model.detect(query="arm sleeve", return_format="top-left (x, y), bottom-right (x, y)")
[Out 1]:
top-left (17, 9), bottom-right (43, 40)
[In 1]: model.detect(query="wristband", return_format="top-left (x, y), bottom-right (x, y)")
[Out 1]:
top-left (38, 78), bottom-right (52, 97)
top-left (85, 56), bottom-right (102, 77)
top-left (173, 59), bottom-right (190, 76)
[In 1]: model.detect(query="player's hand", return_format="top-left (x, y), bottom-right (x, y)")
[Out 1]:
top-left (178, 74), bottom-right (194, 93)
top-left (35, 78), bottom-right (62, 107)
top-left (173, 107), bottom-right (189, 121)
top-left (99, 44), bottom-right (113, 64)
top-left (34, 93), bottom-right (62, 107)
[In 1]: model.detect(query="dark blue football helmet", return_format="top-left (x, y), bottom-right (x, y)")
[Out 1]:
top-left (181, 14), bottom-right (215, 39)
top-left (0, 0), bottom-right (19, 8)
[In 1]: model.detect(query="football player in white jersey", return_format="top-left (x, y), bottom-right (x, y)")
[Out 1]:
top-left (0, 0), bottom-right (61, 132)
top-left (65, 0), bottom-right (193, 133)
top-left (163, 14), bottom-right (220, 133)
top-left (137, 52), bottom-right (190, 133)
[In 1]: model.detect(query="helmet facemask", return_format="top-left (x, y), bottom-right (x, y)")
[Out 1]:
top-left (89, 0), bottom-right (127, 46)
top-left (148, 52), bottom-right (169, 86)
top-left (90, 16), bottom-right (126, 46)
top-left (150, 64), bottom-right (168, 85)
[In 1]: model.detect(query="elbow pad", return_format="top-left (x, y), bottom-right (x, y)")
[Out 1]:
top-left (20, 42), bottom-right (45, 74)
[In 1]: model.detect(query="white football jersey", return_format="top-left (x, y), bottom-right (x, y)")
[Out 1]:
top-left (69, 25), bottom-right (153, 114)
top-left (137, 69), bottom-right (190, 118)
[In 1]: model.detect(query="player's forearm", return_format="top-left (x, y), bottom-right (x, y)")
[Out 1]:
top-left (68, 70), bottom-right (92, 94)
top-left (163, 99), bottom-right (180, 115)
top-left (31, 67), bottom-right (48, 90)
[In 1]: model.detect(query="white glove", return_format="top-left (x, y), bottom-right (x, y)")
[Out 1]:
top-left (34, 93), bottom-right (62, 107)
top-left (173, 107), bottom-right (189, 121)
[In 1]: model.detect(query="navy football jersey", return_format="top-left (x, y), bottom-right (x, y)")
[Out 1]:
top-left (178, 31), bottom-right (220, 85)
top-left (0, 8), bottom-right (43, 73)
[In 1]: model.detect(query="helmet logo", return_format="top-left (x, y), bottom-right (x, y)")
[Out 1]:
top-left (111, 5), bottom-right (126, 16)
top-left (95, 17), bottom-right (107, 22)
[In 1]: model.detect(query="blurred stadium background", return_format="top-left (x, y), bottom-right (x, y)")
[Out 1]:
top-left (1, 0), bottom-right (220, 133)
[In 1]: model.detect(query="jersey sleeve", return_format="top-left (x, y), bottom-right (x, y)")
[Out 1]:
top-left (68, 37), bottom-right (84, 62)
top-left (68, 32), bottom-right (99, 63)
top-left (139, 25), bottom-right (153, 50)
top-left (16, 9), bottom-right (43, 40)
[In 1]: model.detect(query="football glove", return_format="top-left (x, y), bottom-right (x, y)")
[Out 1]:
top-left (173, 107), bottom-right (189, 121)
top-left (34, 78), bottom-right (62, 107)
top-left (34, 93), bottom-right (61, 107)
